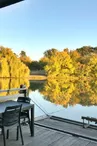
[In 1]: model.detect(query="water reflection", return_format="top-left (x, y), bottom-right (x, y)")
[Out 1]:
top-left (29, 79), bottom-right (97, 107)
top-left (0, 78), bottom-right (29, 96)
top-left (1, 78), bottom-right (97, 107)
top-left (1, 78), bottom-right (97, 120)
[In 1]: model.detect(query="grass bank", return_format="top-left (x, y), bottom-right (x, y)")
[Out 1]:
top-left (29, 75), bottom-right (47, 80)
top-left (29, 70), bottom-right (47, 80)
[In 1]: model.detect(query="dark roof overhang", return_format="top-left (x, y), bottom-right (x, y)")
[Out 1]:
top-left (0, 0), bottom-right (24, 8)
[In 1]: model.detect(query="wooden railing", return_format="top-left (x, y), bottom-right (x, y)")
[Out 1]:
top-left (0, 85), bottom-right (27, 102)
top-left (0, 87), bottom-right (26, 93)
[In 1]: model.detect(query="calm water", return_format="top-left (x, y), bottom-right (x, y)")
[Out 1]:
top-left (29, 79), bottom-right (97, 122)
top-left (1, 78), bottom-right (97, 122)
top-left (30, 90), bottom-right (97, 122)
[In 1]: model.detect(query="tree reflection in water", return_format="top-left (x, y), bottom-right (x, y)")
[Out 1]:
top-left (29, 79), bottom-right (97, 107)
top-left (0, 78), bottom-right (29, 96)
top-left (1, 78), bottom-right (97, 107)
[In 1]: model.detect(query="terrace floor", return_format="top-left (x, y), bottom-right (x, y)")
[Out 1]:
top-left (1, 117), bottom-right (97, 146)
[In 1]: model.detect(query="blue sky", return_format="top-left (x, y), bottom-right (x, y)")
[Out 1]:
top-left (0, 0), bottom-right (97, 60)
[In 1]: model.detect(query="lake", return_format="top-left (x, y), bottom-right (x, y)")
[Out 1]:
top-left (0, 78), bottom-right (97, 122)
top-left (30, 89), bottom-right (97, 121)
top-left (29, 79), bottom-right (97, 122)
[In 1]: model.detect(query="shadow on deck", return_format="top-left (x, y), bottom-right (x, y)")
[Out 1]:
top-left (1, 116), bottom-right (97, 146)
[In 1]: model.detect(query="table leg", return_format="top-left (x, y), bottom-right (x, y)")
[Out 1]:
top-left (31, 106), bottom-right (34, 136)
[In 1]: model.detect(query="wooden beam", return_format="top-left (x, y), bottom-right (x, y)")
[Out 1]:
top-left (0, 0), bottom-right (24, 8)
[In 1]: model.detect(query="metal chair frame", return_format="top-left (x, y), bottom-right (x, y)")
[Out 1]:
top-left (17, 97), bottom-right (31, 133)
top-left (0, 105), bottom-right (24, 146)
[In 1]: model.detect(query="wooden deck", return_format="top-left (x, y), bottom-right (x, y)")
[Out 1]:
top-left (0, 117), bottom-right (97, 146)
top-left (35, 116), bottom-right (97, 141)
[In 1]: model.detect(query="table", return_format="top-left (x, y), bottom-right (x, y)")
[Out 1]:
top-left (0, 100), bottom-right (34, 136)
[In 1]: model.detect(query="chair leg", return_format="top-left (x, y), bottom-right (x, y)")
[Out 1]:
top-left (6, 129), bottom-right (9, 139)
top-left (2, 127), bottom-right (6, 146)
top-left (19, 125), bottom-right (24, 145)
top-left (16, 126), bottom-right (19, 140)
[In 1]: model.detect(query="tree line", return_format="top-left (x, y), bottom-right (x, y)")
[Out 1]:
top-left (1, 45), bottom-right (97, 78)
top-left (18, 45), bottom-right (97, 79)
top-left (40, 46), bottom-right (97, 79)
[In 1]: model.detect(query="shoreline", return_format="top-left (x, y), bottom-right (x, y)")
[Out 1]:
top-left (29, 75), bottom-right (47, 80)
top-left (0, 75), bottom-right (47, 80)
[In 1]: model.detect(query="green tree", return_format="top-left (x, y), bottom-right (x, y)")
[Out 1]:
top-left (20, 50), bottom-right (26, 57)
top-left (44, 48), bottom-right (58, 58)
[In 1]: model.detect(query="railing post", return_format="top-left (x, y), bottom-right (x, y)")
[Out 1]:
top-left (19, 84), bottom-right (27, 97)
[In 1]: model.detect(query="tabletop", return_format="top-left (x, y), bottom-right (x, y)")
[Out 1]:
top-left (0, 100), bottom-right (34, 113)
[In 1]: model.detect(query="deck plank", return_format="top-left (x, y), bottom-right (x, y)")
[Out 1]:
top-left (49, 135), bottom-right (77, 146)
top-left (71, 138), bottom-right (90, 146)
top-left (0, 119), bottom-right (97, 146)
top-left (26, 131), bottom-right (66, 146)
top-left (86, 141), bottom-right (97, 146)
top-left (35, 118), bottom-right (97, 140)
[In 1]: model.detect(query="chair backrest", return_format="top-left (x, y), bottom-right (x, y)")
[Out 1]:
top-left (2, 105), bottom-right (22, 127)
top-left (17, 97), bottom-right (31, 104)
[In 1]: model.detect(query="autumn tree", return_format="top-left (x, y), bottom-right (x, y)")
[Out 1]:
top-left (0, 46), bottom-right (30, 78)
top-left (45, 50), bottom-right (75, 78)
top-left (19, 50), bottom-right (32, 67)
